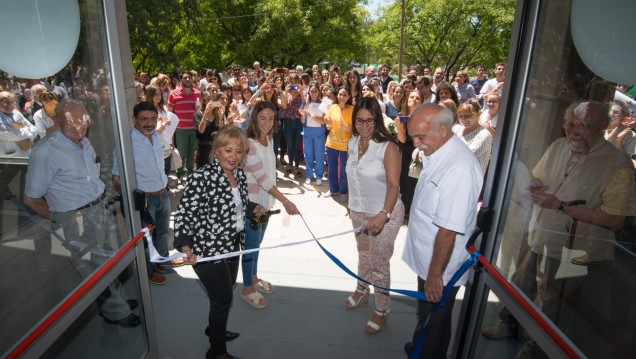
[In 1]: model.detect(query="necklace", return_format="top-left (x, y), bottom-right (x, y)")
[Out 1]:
top-left (358, 139), bottom-right (369, 154)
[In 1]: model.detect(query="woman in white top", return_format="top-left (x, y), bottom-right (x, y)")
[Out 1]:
top-left (241, 101), bottom-right (299, 309)
top-left (344, 97), bottom-right (404, 334)
top-left (146, 85), bottom-right (179, 179)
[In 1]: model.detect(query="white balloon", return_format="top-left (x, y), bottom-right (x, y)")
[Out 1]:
top-left (0, 0), bottom-right (80, 79)
top-left (571, 0), bottom-right (636, 84)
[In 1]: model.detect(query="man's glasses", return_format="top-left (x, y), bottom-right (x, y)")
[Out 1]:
top-left (136, 116), bottom-right (158, 122)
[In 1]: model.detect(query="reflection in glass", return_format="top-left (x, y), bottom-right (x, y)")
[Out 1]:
top-left (483, 0), bottom-right (636, 358)
top-left (0, 0), bottom-right (141, 355)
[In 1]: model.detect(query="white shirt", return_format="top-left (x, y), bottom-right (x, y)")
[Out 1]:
top-left (346, 137), bottom-right (395, 213)
top-left (402, 135), bottom-right (483, 286)
top-left (158, 109), bottom-right (179, 158)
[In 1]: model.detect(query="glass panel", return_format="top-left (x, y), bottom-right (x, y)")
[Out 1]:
top-left (474, 288), bottom-right (549, 358)
top-left (41, 263), bottom-right (147, 359)
top-left (482, 0), bottom-right (636, 357)
top-left (0, 0), bottom-right (143, 355)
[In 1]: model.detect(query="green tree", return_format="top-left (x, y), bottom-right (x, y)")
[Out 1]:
top-left (127, 0), bottom-right (368, 75)
top-left (367, 0), bottom-right (515, 78)
top-left (126, 0), bottom-right (202, 74)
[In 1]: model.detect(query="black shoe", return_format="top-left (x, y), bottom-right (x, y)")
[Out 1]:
top-left (126, 299), bottom-right (138, 310)
top-left (404, 342), bottom-right (414, 355)
top-left (225, 331), bottom-right (240, 342)
top-left (204, 326), bottom-right (240, 342)
top-left (104, 313), bottom-right (141, 328)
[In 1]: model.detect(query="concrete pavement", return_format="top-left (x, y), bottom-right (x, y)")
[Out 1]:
top-left (152, 164), bottom-right (455, 359)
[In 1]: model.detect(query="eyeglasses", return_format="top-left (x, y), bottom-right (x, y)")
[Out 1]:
top-left (486, 100), bottom-right (499, 104)
top-left (563, 120), bottom-right (586, 131)
top-left (355, 118), bottom-right (375, 126)
top-left (136, 116), bottom-right (158, 122)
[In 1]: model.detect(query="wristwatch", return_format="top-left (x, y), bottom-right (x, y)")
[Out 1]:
top-left (380, 209), bottom-right (391, 219)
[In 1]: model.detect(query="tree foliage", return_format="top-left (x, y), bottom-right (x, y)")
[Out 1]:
top-left (367, 0), bottom-right (515, 78)
top-left (127, 0), bottom-right (367, 75)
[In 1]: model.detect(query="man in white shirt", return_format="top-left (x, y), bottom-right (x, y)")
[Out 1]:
top-left (402, 104), bottom-right (483, 358)
top-left (479, 63), bottom-right (506, 105)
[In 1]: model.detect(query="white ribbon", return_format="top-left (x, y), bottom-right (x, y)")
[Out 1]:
top-left (142, 226), bottom-right (363, 264)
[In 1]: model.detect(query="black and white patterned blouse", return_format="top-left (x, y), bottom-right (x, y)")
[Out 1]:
top-left (173, 157), bottom-right (248, 261)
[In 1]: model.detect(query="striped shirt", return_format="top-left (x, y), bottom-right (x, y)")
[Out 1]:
top-left (167, 87), bottom-right (202, 130)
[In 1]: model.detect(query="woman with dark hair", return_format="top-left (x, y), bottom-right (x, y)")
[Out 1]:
top-left (194, 92), bottom-right (229, 168)
top-left (396, 91), bottom-right (422, 216)
top-left (434, 81), bottom-right (460, 107)
top-left (345, 69), bottom-right (362, 105)
top-left (324, 86), bottom-right (354, 201)
top-left (281, 73), bottom-right (305, 178)
top-left (299, 82), bottom-right (326, 184)
top-left (174, 126), bottom-right (249, 359)
top-left (344, 97), bottom-right (404, 334)
top-left (330, 72), bottom-right (344, 89)
top-left (241, 101), bottom-right (300, 309)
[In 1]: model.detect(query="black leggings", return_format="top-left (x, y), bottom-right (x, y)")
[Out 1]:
top-left (193, 257), bottom-right (239, 358)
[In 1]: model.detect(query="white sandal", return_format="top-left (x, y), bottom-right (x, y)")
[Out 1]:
top-left (345, 286), bottom-right (369, 309)
top-left (255, 280), bottom-right (275, 294)
top-left (241, 291), bottom-right (267, 309)
top-left (365, 309), bottom-right (390, 334)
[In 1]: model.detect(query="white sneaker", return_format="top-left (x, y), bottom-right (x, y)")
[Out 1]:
top-left (304, 178), bottom-right (311, 185)
top-left (316, 179), bottom-right (323, 186)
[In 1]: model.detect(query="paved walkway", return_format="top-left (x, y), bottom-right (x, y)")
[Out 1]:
top-left (152, 164), bottom-right (458, 359)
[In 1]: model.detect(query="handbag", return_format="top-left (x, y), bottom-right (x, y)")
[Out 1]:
top-left (408, 148), bottom-right (423, 179)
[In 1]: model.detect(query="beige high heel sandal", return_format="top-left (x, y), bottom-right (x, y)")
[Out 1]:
top-left (345, 286), bottom-right (369, 309)
top-left (365, 309), bottom-right (390, 334)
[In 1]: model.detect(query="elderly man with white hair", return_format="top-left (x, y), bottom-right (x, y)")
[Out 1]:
top-left (481, 101), bottom-right (636, 357)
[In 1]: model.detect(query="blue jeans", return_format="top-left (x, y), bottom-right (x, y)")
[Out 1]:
top-left (326, 147), bottom-right (348, 194)
top-left (241, 218), bottom-right (268, 286)
top-left (283, 118), bottom-right (302, 167)
top-left (142, 190), bottom-right (170, 275)
top-left (303, 127), bottom-right (326, 179)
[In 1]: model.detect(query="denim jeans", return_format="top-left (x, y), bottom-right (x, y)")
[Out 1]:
top-left (326, 146), bottom-right (348, 194)
top-left (142, 190), bottom-right (170, 275)
top-left (303, 126), bottom-right (326, 179)
top-left (241, 217), bottom-right (268, 286)
top-left (283, 118), bottom-right (303, 167)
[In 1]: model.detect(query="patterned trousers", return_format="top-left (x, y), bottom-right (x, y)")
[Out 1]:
top-left (349, 201), bottom-right (405, 311)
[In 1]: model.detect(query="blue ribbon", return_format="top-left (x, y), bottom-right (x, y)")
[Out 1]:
top-left (299, 214), bottom-right (480, 358)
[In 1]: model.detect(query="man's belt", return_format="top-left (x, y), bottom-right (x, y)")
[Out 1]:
top-left (145, 188), bottom-right (165, 197)
top-left (76, 193), bottom-right (105, 211)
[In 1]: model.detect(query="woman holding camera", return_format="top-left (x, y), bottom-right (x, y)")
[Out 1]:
top-left (194, 92), bottom-right (229, 168)
top-left (173, 126), bottom-right (249, 359)
top-left (241, 101), bottom-right (299, 309)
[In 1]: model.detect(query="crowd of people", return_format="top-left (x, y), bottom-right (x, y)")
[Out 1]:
top-left (4, 58), bottom-right (636, 359)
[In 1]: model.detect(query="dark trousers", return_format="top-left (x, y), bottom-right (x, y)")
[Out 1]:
top-left (411, 277), bottom-right (460, 359)
top-left (194, 257), bottom-right (239, 358)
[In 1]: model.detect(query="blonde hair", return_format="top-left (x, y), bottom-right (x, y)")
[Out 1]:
top-left (210, 126), bottom-right (249, 163)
